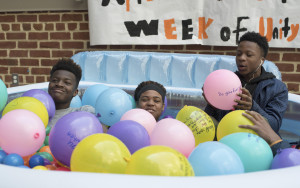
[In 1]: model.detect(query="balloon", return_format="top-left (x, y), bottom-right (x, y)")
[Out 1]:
top-left (22, 89), bottom-right (55, 121)
top-left (70, 133), bottom-right (131, 174)
top-left (150, 118), bottom-right (195, 157)
top-left (107, 120), bottom-right (150, 154)
top-left (220, 133), bottom-right (273, 172)
top-left (203, 69), bottom-right (241, 110)
top-left (176, 105), bottom-right (215, 146)
top-left (3, 153), bottom-right (24, 166)
top-left (32, 166), bottom-right (48, 170)
top-left (127, 94), bottom-right (136, 108)
top-left (120, 108), bottom-right (156, 135)
top-left (0, 79), bottom-right (8, 112)
top-left (271, 148), bottom-right (300, 169)
top-left (29, 155), bottom-right (45, 168)
top-left (39, 145), bottom-right (54, 160)
top-left (0, 109), bottom-right (46, 156)
top-left (37, 152), bottom-right (54, 162)
top-left (217, 110), bottom-right (257, 140)
top-left (188, 141), bottom-right (244, 176)
top-left (0, 150), bottom-right (7, 163)
top-left (70, 95), bottom-right (82, 108)
top-left (126, 145), bottom-right (194, 176)
top-left (49, 111), bottom-right (103, 167)
top-left (161, 96), bottom-right (168, 116)
top-left (2, 96), bottom-right (49, 128)
top-left (82, 84), bottom-right (109, 108)
top-left (95, 88), bottom-right (132, 126)
top-left (56, 167), bottom-right (70, 171)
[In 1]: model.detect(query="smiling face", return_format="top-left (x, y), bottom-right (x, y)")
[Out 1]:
top-left (48, 70), bottom-right (78, 110)
top-left (137, 90), bottom-right (164, 121)
top-left (236, 41), bottom-right (264, 81)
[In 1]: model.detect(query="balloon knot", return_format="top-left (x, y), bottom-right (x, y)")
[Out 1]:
top-left (34, 133), bottom-right (40, 139)
top-left (96, 113), bottom-right (101, 117)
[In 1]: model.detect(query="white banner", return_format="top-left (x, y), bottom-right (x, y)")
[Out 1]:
top-left (88, 0), bottom-right (300, 47)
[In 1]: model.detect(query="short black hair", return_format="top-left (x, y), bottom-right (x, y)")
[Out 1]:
top-left (50, 58), bottom-right (82, 88)
top-left (134, 81), bottom-right (166, 102)
top-left (238, 32), bottom-right (269, 58)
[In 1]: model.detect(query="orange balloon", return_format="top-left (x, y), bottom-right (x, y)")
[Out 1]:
top-left (22, 153), bottom-right (35, 167)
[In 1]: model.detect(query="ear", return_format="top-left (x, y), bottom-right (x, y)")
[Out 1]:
top-left (73, 88), bottom-right (78, 97)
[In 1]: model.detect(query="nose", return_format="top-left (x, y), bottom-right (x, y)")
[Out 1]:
top-left (146, 99), bottom-right (155, 106)
top-left (237, 53), bottom-right (246, 62)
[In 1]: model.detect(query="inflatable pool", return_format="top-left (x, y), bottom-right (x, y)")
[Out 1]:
top-left (1, 51), bottom-right (300, 187)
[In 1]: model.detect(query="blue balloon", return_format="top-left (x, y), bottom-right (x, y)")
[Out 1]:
top-left (3, 153), bottom-right (24, 166)
top-left (188, 141), bottom-right (244, 176)
top-left (0, 150), bottom-right (7, 163)
top-left (220, 133), bottom-right (273, 172)
top-left (18, 165), bottom-right (30, 169)
top-left (271, 148), bottom-right (300, 169)
top-left (0, 79), bottom-right (8, 112)
top-left (70, 95), bottom-right (82, 108)
top-left (127, 94), bottom-right (136, 109)
top-left (95, 88), bottom-right (132, 126)
top-left (29, 155), bottom-right (44, 168)
top-left (82, 84), bottom-right (109, 108)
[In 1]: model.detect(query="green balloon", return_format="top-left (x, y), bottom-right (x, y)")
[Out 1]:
top-left (44, 136), bottom-right (49, 145)
top-left (45, 126), bottom-right (52, 135)
top-left (37, 152), bottom-right (53, 162)
top-left (0, 79), bottom-right (8, 112)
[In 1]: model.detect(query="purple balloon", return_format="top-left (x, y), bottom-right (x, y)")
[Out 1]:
top-left (162, 96), bottom-right (168, 115)
top-left (43, 158), bottom-right (51, 166)
top-left (22, 89), bottom-right (56, 121)
top-left (271, 148), bottom-right (300, 169)
top-left (163, 115), bottom-right (173, 119)
top-left (49, 111), bottom-right (103, 167)
top-left (107, 120), bottom-right (150, 154)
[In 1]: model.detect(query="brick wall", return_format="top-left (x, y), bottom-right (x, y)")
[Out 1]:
top-left (1, 10), bottom-right (300, 94)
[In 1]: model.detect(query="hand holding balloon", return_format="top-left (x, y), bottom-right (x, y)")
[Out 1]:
top-left (234, 88), bottom-right (252, 110)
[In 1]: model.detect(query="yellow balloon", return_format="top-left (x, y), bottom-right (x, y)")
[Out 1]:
top-left (32, 165), bottom-right (48, 170)
top-left (176, 105), bottom-right (215, 146)
top-left (2, 96), bottom-right (49, 128)
top-left (126, 145), bottom-right (194, 176)
top-left (70, 133), bottom-right (131, 174)
top-left (217, 110), bottom-right (257, 141)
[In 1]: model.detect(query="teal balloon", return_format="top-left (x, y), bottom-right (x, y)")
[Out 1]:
top-left (70, 95), bottom-right (82, 108)
top-left (95, 88), bottom-right (132, 126)
top-left (220, 133), bottom-right (273, 172)
top-left (82, 84), bottom-right (109, 108)
top-left (0, 79), bottom-right (8, 112)
top-left (188, 141), bottom-right (244, 176)
top-left (128, 94), bottom-right (136, 108)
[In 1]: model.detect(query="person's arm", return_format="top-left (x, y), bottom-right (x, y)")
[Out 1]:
top-left (239, 110), bottom-right (290, 156)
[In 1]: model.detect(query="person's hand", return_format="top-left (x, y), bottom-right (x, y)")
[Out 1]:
top-left (233, 88), bottom-right (252, 110)
top-left (239, 110), bottom-right (281, 145)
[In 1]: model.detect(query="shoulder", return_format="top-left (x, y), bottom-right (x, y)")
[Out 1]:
top-left (260, 78), bottom-right (288, 91)
top-left (76, 105), bottom-right (95, 113)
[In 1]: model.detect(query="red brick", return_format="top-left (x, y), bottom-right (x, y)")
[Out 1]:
top-left (0, 33), bottom-right (4, 40)
top-left (73, 32), bottom-right (89, 40)
top-left (68, 23), bottom-right (77, 30)
top-left (62, 14), bottom-right (83, 21)
top-left (282, 53), bottom-right (300, 61)
top-left (29, 32), bottom-right (48, 40)
top-left (297, 64), bottom-right (300, 72)
top-left (62, 42), bottom-right (84, 49)
top-left (174, 51), bottom-right (197, 54)
top-left (1, 24), bottom-right (10, 31)
top-left (276, 63), bottom-right (294, 72)
top-left (282, 73), bottom-right (300, 82)
top-left (40, 42), bottom-right (60, 48)
top-left (17, 15), bottom-right (37, 22)
top-left (39, 14), bottom-right (60, 22)
top-left (6, 32), bottom-right (26, 40)
top-left (18, 41), bottom-right (38, 48)
top-left (198, 52), bottom-right (225, 55)
top-left (0, 50), bottom-right (7, 57)
top-left (41, 59), bottom-right (57, 66)
top-left (0, 15), bottom-right (15, 22)
top-left (110, 45), bottom-right (133, 50)
top-left (9, 50), bottom-right (28, 57)
top-left (160, 45), bottom-right (184, 50)
top-left (26, 75), bottom-right (34, 83)
top-left (226, 52), bottom-right (237, 56)
top-left (287, 83), bottom-right (299, 92)
top-left (266, 53), bottom-right (280, 61)
top-left (269, 47), bottom-right (296, 52)
top-left (45, 23), bottom-right (54, 31)
top-left (22, 23), bottom-right (31, 31)
top-left (10, 67), bottom-right (29, 74)
top-left (50, 32), bottom-right (71, 40)
top-left (135, 45), bottom-right (159, 50)
top-left (213, 46), bottom-right (237, 51)
top-left (12, 24), bottom-right (20, 31)
top-left (87, 42), bottom-right (107, 49)
top-left (33, 24), bottom-right (43, 31)
top-left (79, 23), bottom-right (88, 30)
top-left (84, 13), bottom-right (88, 21)
top-left (5, 75), bottom-right (12, 83)
top-left (0, 67), bottom-right (8, 74)
top-left (31, 67), bottom-right (51, 75)
top-left (56, 23), bottom-right (65, 31)
top-left (52, 50), bottom-right (73, 58)
top-left (30, 50), bottom-right (50, 58)
top-left (186, 45), bottom-right (212, 51)
top-left (0, 42), bottom-right (16, 49)
top-left (0, 59), bottom-right (18, 66)
top-left (20, 59), bottom-right (39, 66)
top-left (36, 76), bottom-right (46, 83)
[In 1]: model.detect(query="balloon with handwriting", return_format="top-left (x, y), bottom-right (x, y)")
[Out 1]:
top-left (203, 69), bottom-right (241, 110)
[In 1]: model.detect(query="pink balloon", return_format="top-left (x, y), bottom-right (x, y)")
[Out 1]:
top-left (150, 118), bottom-right (195, 157)
top-left (0, 109), bottom-right (46, 156)
top-left (120, 108), bottom-right (156, 135)
top-left (203, 69), bottom-right (242, 110)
